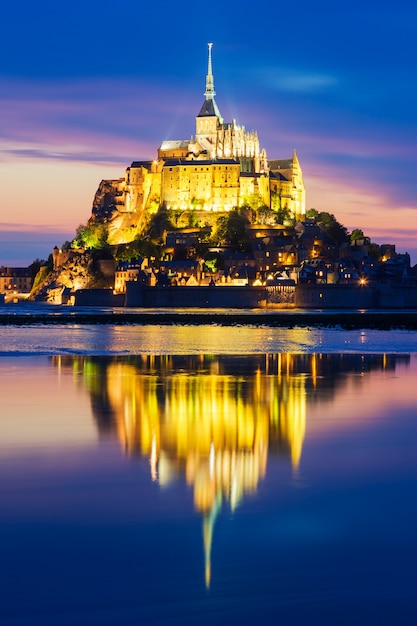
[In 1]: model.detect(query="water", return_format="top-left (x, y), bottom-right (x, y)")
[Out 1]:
top-left (1, 324), bottom-right (416, 355)
top-left (1, 310), bottom-right (417, 624)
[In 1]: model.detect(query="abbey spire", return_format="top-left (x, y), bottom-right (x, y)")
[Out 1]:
top-left (197, 43), bottom-right (223, 123)
top-left (204, 42), bottom-right (215, 99)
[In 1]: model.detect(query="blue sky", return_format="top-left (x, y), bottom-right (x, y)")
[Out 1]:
top-left (1, 0), bottom-right (416, 265)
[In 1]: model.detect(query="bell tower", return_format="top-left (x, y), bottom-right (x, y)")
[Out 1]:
top-left (196, 43), bottom-right (223, 156)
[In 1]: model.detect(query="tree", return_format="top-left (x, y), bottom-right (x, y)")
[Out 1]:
top-left (316, 212), bottom-right (349, 245)
top-left (276, 207), bottom-right (295, 226)
top-left (350, 228), bottom-right (364, 240)
top-left (73, 221), bottom-right (109, 249)
top-left (114, 238), bottom-right (161, 261)
top-left (203, 255), bottom-right (218, 274)
top-left (256, 205), bottom-right (276, 225)
top-left (242, 192), bottom-right (264, 211)
top-left (30, 264), bottom-right (51, 293)
top-left (270, 188), bottom-right (282, 212)
top-left (147, 205), bottom-right (175, 242)
top-left (350, 228), bottom-right (369, 244)
top-left (210, 210), bottom-right (249, 247)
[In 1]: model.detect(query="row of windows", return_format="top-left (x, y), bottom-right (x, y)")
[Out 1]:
top-left (0, 282), bottom-right (31, 289)
top-left (167, 166), bottom-right (236, 172)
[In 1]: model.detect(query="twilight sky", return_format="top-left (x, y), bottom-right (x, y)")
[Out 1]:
top-left (1, 0), bottom-right (416, 266)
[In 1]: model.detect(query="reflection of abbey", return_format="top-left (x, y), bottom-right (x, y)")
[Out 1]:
top-left (52, 352), bottom-right (405, 588)
top-left (96, 44), bottom-right (305, 228)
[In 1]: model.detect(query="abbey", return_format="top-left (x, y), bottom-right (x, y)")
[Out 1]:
top-left (94, 44), bottom-right (305, 237)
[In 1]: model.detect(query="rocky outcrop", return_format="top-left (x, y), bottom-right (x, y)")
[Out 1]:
top-left (30, 250), bottom-right (115, 303)
top-left (91, 179), bottom-right (125, 220)
top-left (90, 178), bottom-right (146, 245)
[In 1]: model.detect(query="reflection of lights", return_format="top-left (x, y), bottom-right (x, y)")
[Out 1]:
top-left (75, 354), bottom-right (312, 587)
top-left (209, 442), bottom-right (215, 478)
top-left (158, 452), bottom-right (177, 487)
top-left (150, 434), bottom-right (158, 482)
top-left (52, 353), bottom-right (411, 589)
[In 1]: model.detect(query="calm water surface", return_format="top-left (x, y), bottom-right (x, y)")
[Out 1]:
top-left (1, 324), bottom-right (417, 624)
top-left (1, 323), bottom-right (417, 355)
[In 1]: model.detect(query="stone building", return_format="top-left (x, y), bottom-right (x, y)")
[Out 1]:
top-left (0, 267), bottom-right (32, 298)
top-left (94, 44), bottom-right (306, 243)
top-left (269, 151), bottom-right (306, 216)
top-left (114, 259), bottom-right (149, 294)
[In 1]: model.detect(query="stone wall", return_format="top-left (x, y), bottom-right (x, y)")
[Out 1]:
top-left (295, 284), bottom-right (417, 309)
top-left (125, 283), bottom-right (267, 308)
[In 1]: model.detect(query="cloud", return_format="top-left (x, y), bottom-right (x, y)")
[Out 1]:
top-left (257, 67), bottom-right (338, 94)
top-left (0, 147), bottom-right (130, 165)
top-left (237, 98), bottom-right (417, 215)
top-left (0, 76), bottom-right (196, 164)
top-left (0, 225), bottom-right (73, 237)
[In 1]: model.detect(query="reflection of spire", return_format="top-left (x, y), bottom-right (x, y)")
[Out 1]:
top-left (203, 493), bottom-right (222, 589)
top-left (56, 352), bottom-right (413, 591)
top-left (283, 378), bottom-right (306, 470)
top-left (74, 353), bottom-right (337, 587)
top-left (150, 434), bottom-right (158, 482)
top-left (209, 441), bottom-right (215, 477)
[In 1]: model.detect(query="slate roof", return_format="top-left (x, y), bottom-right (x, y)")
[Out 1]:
top-left (268, 158), bottom-right (293, 170)
top-left (197, 97), bottom-right (223, 120)
top-left (129, 160), bottom-right (152, 169)
top-left (269, 171), bottom-right (289, 181)
top-left (240, 171), bottom-right (263, 178)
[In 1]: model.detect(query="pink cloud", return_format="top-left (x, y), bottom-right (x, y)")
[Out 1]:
top-left (0, 76), bottom-right (196, 163)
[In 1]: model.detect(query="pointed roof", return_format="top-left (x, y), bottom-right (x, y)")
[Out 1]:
top-left (292, 148), bottom-right (300, 166)
top-left (198, 98), bottom-right (222, 118)
top-left (269, 151), bottom-right (300, 171)
top-left (268, 158), bottom-right (293, 170)
top-left (197, 43), bottom-right (223, 122)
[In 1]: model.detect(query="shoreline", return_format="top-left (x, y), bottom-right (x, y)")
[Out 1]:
top-left (1, 309), bottom-right (417, 329)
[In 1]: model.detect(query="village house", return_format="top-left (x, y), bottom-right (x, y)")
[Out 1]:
top-left (157, 259), bottom-right (202, 286)
top-left (0, 267), bottom-right (32, 299)
top-left (114, 259), bottom-right (149, 293)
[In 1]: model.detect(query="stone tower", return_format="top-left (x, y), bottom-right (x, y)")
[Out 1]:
top-left (195, 43), bottom-right (224, 155)
top-left (194, 44), bottom-right (267, 173)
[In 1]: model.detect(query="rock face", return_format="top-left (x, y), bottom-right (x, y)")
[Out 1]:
top-left (31, 176), bottom-right (149, 301)
top-left (30, 250), bottom-right (116, 303)
top-left (90, 178), bottom-right (147, 245)
top-left (92, 179), bottom-right (125, 220)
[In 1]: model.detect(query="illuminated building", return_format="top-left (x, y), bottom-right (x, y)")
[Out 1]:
top-left (0, 266), bottom-right (32, 300)
top-left (94, 45), bottom-right (306, 244)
